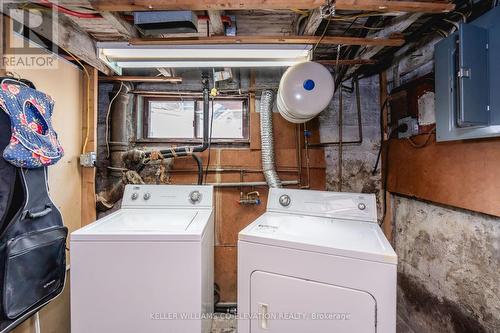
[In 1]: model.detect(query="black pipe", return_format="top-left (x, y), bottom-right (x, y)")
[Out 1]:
top-left (134, 73), bottom-right (211, 182)
top-left (191, 154), bottom-right (203, 185)
top-left (144, 73), bottom-right (210, 159)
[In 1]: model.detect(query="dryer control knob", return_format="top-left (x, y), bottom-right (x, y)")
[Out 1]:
top-left (358, 202), bottom-right (366, 210)
top-left (143, 192), bottom-right (151, 201)
top-left (279, 194), bottom-right (291, 207)
top-left (190, 191), bottom-right (202, 203)
top-left (131, 192), bottom-right (139, 200)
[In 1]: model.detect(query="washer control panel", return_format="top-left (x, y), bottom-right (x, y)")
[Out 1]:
top-left (189, 190), bottom-right (202, 204)
top-left (122, 185), bottom-right (213, 208)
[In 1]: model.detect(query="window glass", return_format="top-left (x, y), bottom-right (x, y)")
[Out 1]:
top-left (142, 97), bottom-right (248, 142)
top-left (147, 100), bottom-right (195, 138)
top-left (195, 100), bottom-right (245, 139)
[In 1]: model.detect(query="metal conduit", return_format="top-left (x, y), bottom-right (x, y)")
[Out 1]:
top-left (307, 78), bottom-right (363, 148)
top-left (208, 180), bottom-right (299, 188)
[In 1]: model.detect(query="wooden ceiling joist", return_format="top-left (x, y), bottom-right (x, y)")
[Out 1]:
top-left (207, 10), bottom-right (225, 35)
top-left (338, 0), bottom-right (454, 13)
top-left (130, 35), bottom-right (405, 47)
top-left (1, 5), bottom-right (111, 75)
top-left (302, 9), bottom-right (323, 36)
top-left (100, 12), bottom-right (139, 38)
top-left (345, 12), bottom-right (423, 77)
top-left (90, 0), bottom-right (454, 13)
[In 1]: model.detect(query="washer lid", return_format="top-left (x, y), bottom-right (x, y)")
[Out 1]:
top-left (71, 208), bottom-right (212, 241)
top-left (239, 212), bottom-right (397, 265)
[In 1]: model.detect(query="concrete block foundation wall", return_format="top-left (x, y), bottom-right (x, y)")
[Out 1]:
top-left (394, 196), bottom-right (500, 333)
top-left (319, 75), bottom-right (383, 217)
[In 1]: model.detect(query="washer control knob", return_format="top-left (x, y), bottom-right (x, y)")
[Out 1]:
top-left (279, 194), bottom-right (291, 207)
top-left (190, 191), bottom-right (202, 203)
top-left (131, 192), bottom-right (139, 200)
top-left (358, 202), bottom-right (366, 210)
top-left (143, 192), bottom-right (151, 201)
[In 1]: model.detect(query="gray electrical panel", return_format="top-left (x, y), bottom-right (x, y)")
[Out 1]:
top-left (435, 6), bottom-right (500, 142)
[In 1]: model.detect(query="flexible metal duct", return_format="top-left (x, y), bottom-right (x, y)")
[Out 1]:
top-left (260, 90), bottom-right (282, 188)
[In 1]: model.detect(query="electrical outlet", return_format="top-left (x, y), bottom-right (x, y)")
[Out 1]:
top-left (398, 117), bottom-right (419, 139)
top-left (80, 152), bottom-right (96, 168)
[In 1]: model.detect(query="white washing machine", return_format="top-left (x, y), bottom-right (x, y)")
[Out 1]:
top-left (238, 188), bottom-right (397, 333)
top-left (71, 185), bottom-right (214, 333)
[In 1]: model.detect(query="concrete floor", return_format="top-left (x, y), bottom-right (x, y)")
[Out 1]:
top-left (211, 313), bottom-right (414, 333)
top-left (211, 314), bottom-right (237, 333)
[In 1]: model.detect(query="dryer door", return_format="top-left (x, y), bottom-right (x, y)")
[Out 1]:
top-left (250, 271), bottom-right (376, 333)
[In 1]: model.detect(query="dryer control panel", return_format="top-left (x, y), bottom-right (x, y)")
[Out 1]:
top-left (267, 188), bottom-right (377, 223)
top-left (121, 185), bottom-right (213, 209)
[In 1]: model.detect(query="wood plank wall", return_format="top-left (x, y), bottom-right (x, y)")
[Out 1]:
top-left (169, 100), bottom-right (326, 302)
top-left (387, 134), bottom-right (500, 218)
top-left (81, 65), bottom-right (98, 226)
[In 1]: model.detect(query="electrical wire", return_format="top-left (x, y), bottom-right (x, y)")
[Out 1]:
top-left (38, 0), bottom-right (101, 19)
top-left (105, 82), bottom-right (125, 158)
top-left (372, 97), bottom-right (389, 175)
top-left (406, 126), bottom-right (436, 148)
top-left (59, 45), bottom-right (91, 155)
top-left (331, 12), bottom-right (384, 20)
top-left (313, 16), bottom-right (332, 53)
top-left (339, 18), bottom-right (358, 60)
top-left (435, 29), bottom-right (448, 38)
top-left (291, 8), bottom-right (310, 16)
top-left (332, 18), bottom-right (384, 30)
top-left (443, 18), bottom-right (460, 32)
top-left (452, 11), bottom-right (468, 22)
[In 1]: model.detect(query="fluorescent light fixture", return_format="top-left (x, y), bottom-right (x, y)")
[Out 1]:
top-left (97, 42), bottom-right (312, 74)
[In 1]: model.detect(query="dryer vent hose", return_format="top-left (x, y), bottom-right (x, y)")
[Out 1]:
top-left (260, 90), bottom-right (282, 188)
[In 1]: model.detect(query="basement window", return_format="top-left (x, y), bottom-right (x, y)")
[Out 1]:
top-left (138, 96), bottom-right (249, 143)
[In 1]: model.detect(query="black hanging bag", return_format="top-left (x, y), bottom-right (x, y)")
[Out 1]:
top-left (0, 78), bottom-right (67, 332)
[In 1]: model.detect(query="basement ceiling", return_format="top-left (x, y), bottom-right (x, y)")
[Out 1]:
top-left (4, 0), bottom-right (488, 79)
